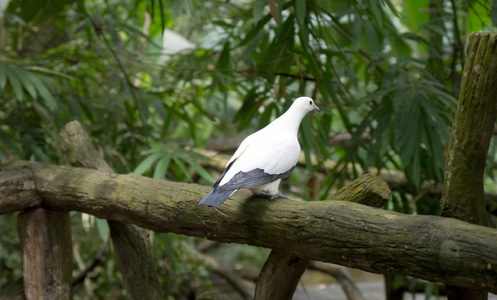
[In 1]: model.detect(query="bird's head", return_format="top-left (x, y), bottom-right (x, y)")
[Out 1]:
top-left (293, 97), bottom-right (320, 113)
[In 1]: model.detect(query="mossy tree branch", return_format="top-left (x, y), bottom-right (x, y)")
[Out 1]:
top-left (1, 161), bottom-right (496, 293)
top-left (441, 32), bottom-right (497, 300)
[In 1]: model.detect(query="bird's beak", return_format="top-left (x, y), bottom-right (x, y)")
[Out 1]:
top-left (314, 104), bottom-right (320, 112)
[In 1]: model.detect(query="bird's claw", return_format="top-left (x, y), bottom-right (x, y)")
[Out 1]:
top-left (254, 191), bottom-right (289, 201)
top-left (270, 192), bottom-right (289, 200)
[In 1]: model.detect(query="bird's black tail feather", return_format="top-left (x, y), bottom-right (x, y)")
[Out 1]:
top-left (198, 188), bottom-right (238, 207)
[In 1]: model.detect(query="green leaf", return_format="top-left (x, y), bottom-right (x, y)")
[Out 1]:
top-left (258, 102), bottom-right (275, 129)
top-left (33, 147), bottom-right (51, 162)
top-left (133, 150), bottom-right (164, 175)
top-left (239, 13), bottom-right (272, 47)
top-left (175, 148), bottom-right (212, 162)
top-left (180, 0), bottom-right (196, 20)
top-left (232, 88), bottom-right (261, 131)
top-left (214, 42), bottom-right (232, 91)
top-left (276, 0), bottom-right (283, 25)
top-left (295, 0), bottom-right (308, 49)
top-left (6, 68), bottom-right (23, 101)
top-left (395, 92), bottom-right (419, 168)
top-left (172, 156), bottom-right (193, 182)
top-left (149, 0), bottom-right (155, 21)
top-left (66, 96), bottom-right (84, 122)
top-left (401, 0), bottom-right (429, 32)
top-left (467, 0), bottom-right (491, 34)
top-left (258, 14), bottom-right (295, 78)
top-left (254, 0), bottom-right (265, 22)
top-left (367, 0), bottom-right (382, 24)
top-left (177, 152), bottom-right (215, 184)
top-left (295, 0), bottom-right (306, 27)
top-left (492, 0), bottom-right (497, 27)
top-left (153, 154), bottom-right (171, 179)
top-left (300, 117), bottom-right (314, 173)
top-left (383, 0), bottom-right (400, 17)
top-left (96, 218), bottom-right (110, 242)
top-left (117, 21), bottom-right (162, 49)
top-left (136, 97), bottom-right (150, 124)
top-left (27, 72), bottom-right (57, 110)
top-left (14, 68), bottom-right (37, 100)
top-left (158, 0), bottom-right (165, 36)
top-left (0, 61), bottom-right (7, 90)
top-left (393, 275), bottom-right (404, 290)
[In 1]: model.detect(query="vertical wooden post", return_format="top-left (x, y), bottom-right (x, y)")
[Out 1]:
top-left (18, 208), bottom-right (72, 300)
top-left (440, 32), bottom-right (497, 300)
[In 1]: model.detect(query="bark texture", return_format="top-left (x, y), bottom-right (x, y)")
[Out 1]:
top-left (58, 121), bottom-right (162, 300)
top-left (441, 32), bottom-right (497, 299)
top-left (254, 173), bottom-right (389, 299)
top-left (18, 208), bottom-right (72, 300)
top-left (441, 32), bottom-right (497, 224)
top-left (1, 160), bottom-right (497, 293)
top-left (254, 250), bottom-right (309, 300)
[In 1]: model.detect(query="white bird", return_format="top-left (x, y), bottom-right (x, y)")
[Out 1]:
top-left (198, 97), bottom-right (320, 207)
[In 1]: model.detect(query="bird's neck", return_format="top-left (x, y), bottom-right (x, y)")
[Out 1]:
top-left (266, 106), bottom-right (307, 135)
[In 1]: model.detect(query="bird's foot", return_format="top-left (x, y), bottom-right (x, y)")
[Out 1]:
top-left (270, 192), bottom-right (289, 200)
top-left (254, 191), bottom-right (289, 201)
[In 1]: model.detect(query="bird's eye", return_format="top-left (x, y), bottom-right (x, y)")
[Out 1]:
top-left (309, 101), bottom-right (312, 105)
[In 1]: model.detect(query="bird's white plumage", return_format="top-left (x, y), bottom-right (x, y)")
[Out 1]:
top-left (218, 132), bottom-right (300, 186)
top-left (198, 96), bottom-right (319, 207)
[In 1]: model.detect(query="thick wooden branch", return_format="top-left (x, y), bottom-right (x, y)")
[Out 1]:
top-left (1, 161), bottom-right (497, 293)
top-left (59, 121), bottom-right (162, 300)
top-left (441, 32), bottom-right (497, 300)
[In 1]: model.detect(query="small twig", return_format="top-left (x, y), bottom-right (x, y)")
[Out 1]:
top-left (72, 242), bottom-right (108, 287)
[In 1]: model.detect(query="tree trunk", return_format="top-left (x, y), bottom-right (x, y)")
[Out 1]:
top-left (441, 32), bottom-right (497, 300)
top-left (18, 208), bottom-right (72, 300)
top-left (1, 160), bottom-right (497, 293)
top-left (59, 121), bottom-right (162, 300)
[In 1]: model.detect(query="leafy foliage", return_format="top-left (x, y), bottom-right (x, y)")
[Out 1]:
top-left (1, 0), bottom-right (495, 297)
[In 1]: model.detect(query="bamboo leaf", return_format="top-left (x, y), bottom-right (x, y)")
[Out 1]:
top-left (175, 148), bottom-right (212, 162)
top-left (276, 0), bottom-right (283, 25)
top-left (233, 87), bottom-right (260, 131)
top-left (14, 68), bottom-right (37, 100)
top-left (178, 152), bottom-right (215, 184)
top-left (172, 156), bottom-right (192, 182)
top-left (133, 150), bottom-right (164, 175)
top-left (96, 218), bottom-right (110, 242)
top-left (492, 0), bottom-right (497, 27)
top-left (158, 0), bottom-right (165, 36)
top-left (153, 154), bottom-right (171, 179)
top-left (295, 0), bottom-right (306, 27)
top-left (300, 117), bottom-right (314, 173)
top-left (180, 0), bottom-right (196, 20)
top-left (0, 61), bottom-right (7, 90)
top-left (27, 72), bottom-right (57, 110)
top-left (117, 21), bottom-right (162, 48)
top-left (6, 68), bottom-right (23, 101)
top-left (254, 0), bottom-right (265, 22)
